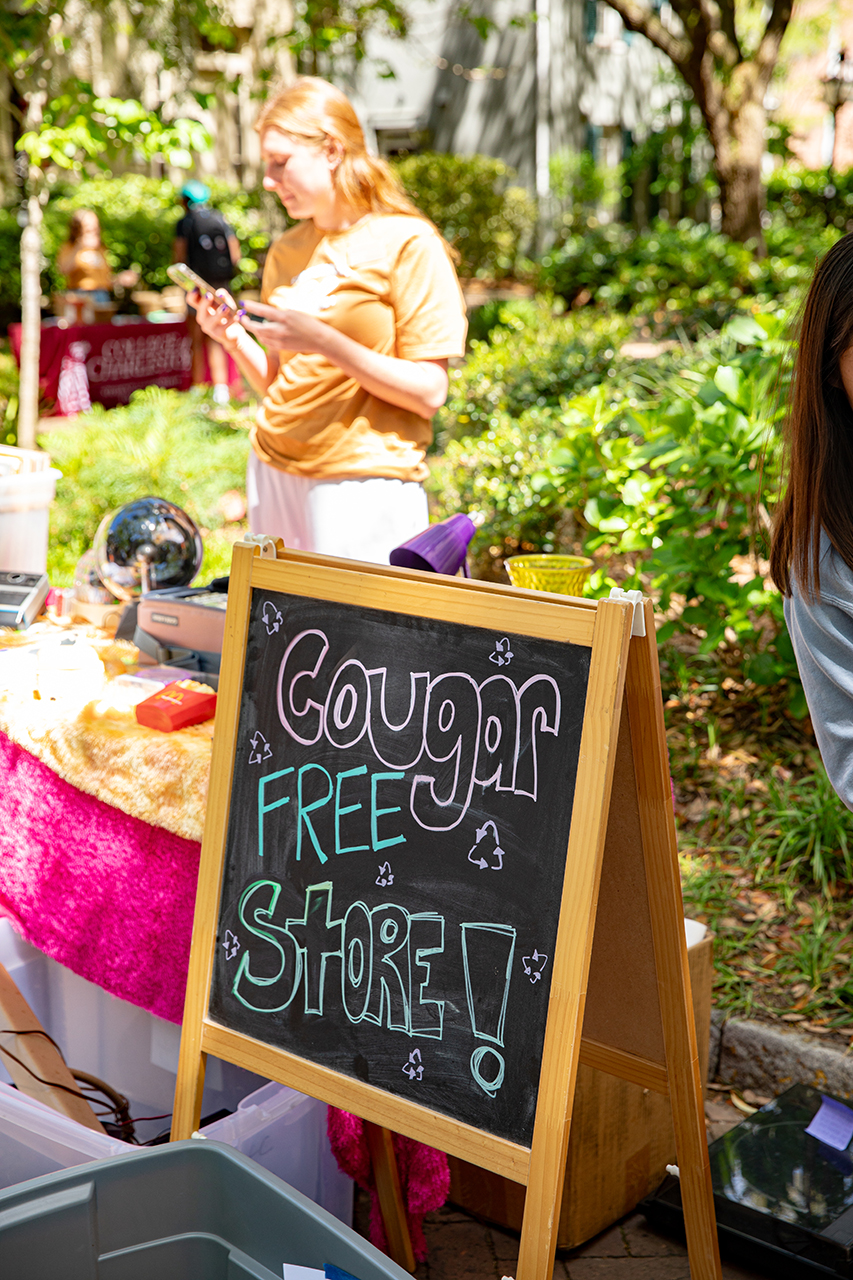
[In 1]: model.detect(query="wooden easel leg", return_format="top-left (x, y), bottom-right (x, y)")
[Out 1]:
top-left (364, 1121), bottom-right (416, 1272)
top-left (626, 607), bottom-right (722, 1280)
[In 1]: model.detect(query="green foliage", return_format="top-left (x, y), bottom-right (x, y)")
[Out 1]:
top-left (392, 152), bottom-right (536, 279)
top-left (757, 765), bottom-right (853, 894)
top-left (431, 310), bottom-right (798, 706)
top-left (287, 0), bottom-right (410, 76)
top-left (622, 100), bottom-right (715, 220)
top-left (549, 149), bottom-right (621, 234)
top-left (0, 342), bottom-right (19, 443)
top-left (41, 387), bottom-right (248, 584)
top-left (17, 89), bottom-right (210, 174)
top-left (766, 162), bottom-right (853, 233)
top-left (436, 299), bottom-right (635, 437)
top-left (536, 213), bottom-right (839, 335)
top-left (0, 206), bottom-right (23, 323)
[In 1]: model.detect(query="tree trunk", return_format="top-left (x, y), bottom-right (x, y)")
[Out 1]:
top-left (708, 95), bottom-right (767, 249)
top-left (17, 188), bottom-right (42, 450)
top-left (17, 92), bottom-right (45, 451)
top-left (717, 159), bottom-right (765, 245)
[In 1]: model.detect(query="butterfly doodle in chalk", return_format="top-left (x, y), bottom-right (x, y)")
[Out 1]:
top-left (375, 861), bottom-right (394, 887)
top-left (248, 730), bottom-right (273, 765)
top-left (522, 950), bottom-right (549, 983)
top-left (489, 636), bottom-right (514, 667)
top-left (402, 1048), bottom-right (423, 1082)
top-left (222, 930), bottom-right (241, 961)
top-left (261, 600), bottom-right (283, 636)
top-left (467, 820), bottom-right (505, 871)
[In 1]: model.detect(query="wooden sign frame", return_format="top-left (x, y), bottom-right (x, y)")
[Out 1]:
top-left (173, 540), bottom-right (721, 1280)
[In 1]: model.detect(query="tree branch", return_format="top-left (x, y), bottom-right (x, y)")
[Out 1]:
top-left (600, 0), bottom-right (690, 71)
top-left (668, 0), bottom-right (739, 69)
top-left (714, 0), bottom-right (742, 64)
top-left (755, 0), bottom-right (794, 85)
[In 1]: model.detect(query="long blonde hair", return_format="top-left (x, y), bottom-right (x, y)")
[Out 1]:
top-left (255, 77), bottom-right (455, 254)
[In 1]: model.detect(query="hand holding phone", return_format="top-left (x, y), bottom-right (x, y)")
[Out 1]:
top-left (168, 263), bottom-right (242, 325)
top-left (167, 263), bottom-right (215, 297)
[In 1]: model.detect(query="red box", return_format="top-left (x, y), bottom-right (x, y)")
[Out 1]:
top-left (135, 680), bottom-right (217, 732)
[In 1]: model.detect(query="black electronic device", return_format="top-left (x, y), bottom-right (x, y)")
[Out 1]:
top-left (641, 1082), bottom-right (853, 1278)
top-left (0, 571), bottom-right (50, 630)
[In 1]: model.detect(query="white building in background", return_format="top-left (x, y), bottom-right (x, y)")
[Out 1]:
top-left (352, 0), bottom-right (672, 195)
top-left (0, 0), bottom-right (672, 202)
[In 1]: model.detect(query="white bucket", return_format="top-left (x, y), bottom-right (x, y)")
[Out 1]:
top-left (0, 467), bottom-right (61, 574)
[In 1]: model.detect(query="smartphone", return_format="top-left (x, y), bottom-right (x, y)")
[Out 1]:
top-left (167, 262), bottom-right (214, 296)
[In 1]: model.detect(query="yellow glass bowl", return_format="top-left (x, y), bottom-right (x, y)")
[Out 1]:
top-left (504, 554), bottom-right (594, 597)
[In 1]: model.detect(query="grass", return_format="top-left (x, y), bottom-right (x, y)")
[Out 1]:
top-left (664, 639), bottom-right (853, 1043)
top-left (41, 386), bottom-right (251, 586)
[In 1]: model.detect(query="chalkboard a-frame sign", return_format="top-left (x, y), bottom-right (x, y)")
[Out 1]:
top-left (173, 540), bottom-right (721, 1280)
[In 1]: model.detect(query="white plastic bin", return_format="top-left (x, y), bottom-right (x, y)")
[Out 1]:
top-left (0, 919), bottom-right (266, 1142)
top-left (0, 921), bottom-right (354, 1223)
top-left (200, 1081), bottom-right (354, 1227)
top-left (0, 1079), bottom-right (131, 1189)
top-left (0, 467), bottom-right (61, 573)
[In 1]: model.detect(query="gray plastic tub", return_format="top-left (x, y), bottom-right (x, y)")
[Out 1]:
top-left (0, 1139), bottom-right (409, 1280)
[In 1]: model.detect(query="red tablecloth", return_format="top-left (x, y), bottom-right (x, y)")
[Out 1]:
top-left (9, 319), bottom-right (193, 415)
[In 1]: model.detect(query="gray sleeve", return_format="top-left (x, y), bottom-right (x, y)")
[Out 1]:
top-left (785, 578), bottom-right (853, 811)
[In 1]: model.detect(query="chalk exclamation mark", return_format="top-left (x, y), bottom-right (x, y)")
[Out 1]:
top-left (460, 922), bottom-right (516, 1096)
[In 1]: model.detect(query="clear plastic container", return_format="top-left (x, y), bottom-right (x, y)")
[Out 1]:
top-left (0, 1079), bottom-right (131, 1189)
top-left (0, 919), bottom-right (266, 1144)
top-left (200, 1081), bottom-right (354, 1226)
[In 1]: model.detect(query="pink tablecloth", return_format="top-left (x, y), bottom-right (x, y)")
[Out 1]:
top-left (0, 728), bottom-right (199, 1023)
top-left (9, 319), bottom-right (193, 415)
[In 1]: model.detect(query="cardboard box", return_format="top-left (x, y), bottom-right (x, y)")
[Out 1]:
top-left (447, 931), bottom-right (714, 1249)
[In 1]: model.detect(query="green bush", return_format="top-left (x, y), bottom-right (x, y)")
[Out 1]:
top-left (0, 206), bottom-right (22, 325)
top-left (41, 173), bottom-right (270, 296)
top-left (0, 341), bottom-right (19, 444)
top-left (392, 152), bottom-right (536, 280)
top-left (766, 163), bottom-right (853, 233)
top-left (431, 312), bottom-right (800, 708)
top-left (42, 386), bottom-right (249, 583)
top-left (435, 300), bottom-right (637, 441)
top-left (548, 149), bottom-right (622, 234)
top-left (536, 214), bottom-right (839, 335)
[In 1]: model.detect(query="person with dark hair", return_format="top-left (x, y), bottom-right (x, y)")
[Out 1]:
top-left (769, 231), bottom-right (853, 809)
top-left (191, 76), bottom-right (466, 564)
top-left (173, 181), bottom-right (240, 404)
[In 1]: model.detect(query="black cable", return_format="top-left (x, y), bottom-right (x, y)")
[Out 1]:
top-left (0, 1028), bottom-right (170, 1142)
top-left (0, 1025), bottom-right (67, 1059)
top-left (0, 1040), bottom-right (93, 1103)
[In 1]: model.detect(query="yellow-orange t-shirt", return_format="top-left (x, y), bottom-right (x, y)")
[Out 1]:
top-left (57, 244), bottom-right (112, 292)
top-left (251, 214), bottom-right (467, 483)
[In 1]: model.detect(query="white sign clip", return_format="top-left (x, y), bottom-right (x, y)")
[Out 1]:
top-left (243, 534), bottom-right (279, 560)
top-left (608, 587), bottom-right (646, 637)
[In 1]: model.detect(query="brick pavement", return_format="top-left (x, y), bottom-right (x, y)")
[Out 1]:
top-left (411, 1203), bottom-right (766, 1280)
top-left (354, 1098), bottom-right (771, 1280)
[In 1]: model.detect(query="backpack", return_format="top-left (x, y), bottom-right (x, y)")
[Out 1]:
top-left (185, 206), bottom-right (234, 283)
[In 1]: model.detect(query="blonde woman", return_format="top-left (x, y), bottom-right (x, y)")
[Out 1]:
top-left (193, 76), bottom-right (467, 563)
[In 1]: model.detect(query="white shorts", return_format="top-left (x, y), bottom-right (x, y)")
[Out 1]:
top-left (246, 451), bottom-right (429, 566)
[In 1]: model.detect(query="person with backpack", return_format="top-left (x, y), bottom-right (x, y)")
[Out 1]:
top-left (172, 181), bottom-right (240, 404)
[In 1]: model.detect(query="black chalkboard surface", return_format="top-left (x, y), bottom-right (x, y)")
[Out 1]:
top-left (209, 588), bottom-right (590, 1147)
